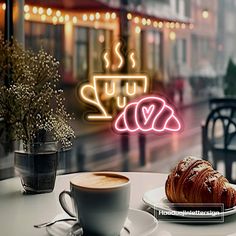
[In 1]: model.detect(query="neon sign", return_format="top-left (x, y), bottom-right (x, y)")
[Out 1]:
top-left (78, 41), bottom-right (150, 121)
top-left (113, 96), bottom-right (181, 133)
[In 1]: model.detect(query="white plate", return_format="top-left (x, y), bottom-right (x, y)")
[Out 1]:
top-left (46, 208), bottom-right (158, 236)
top-left (143, 185), bottom-right (236, 218)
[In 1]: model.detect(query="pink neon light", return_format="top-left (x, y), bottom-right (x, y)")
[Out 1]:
top-left (114, 96), bottom-right (181, 133)
top-left (142, 104), bottom-right (155, 125)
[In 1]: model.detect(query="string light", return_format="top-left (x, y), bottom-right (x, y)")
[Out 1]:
top-left (95, 12), bottom-right (100, 20)
top-left (41, 14), bottom-right (46, 21)
top-left (142, 18), bottom-right (147, 25)
top-left (158, 22), bottom-right (163, 28)
top-left (38, 7), bottom-right (44, 15)
top-left (89, 14), bottom-right (95, 21)
top-left (24, 13), bottom-right (30, 20)
top-left (170, 22), bottom-right (175, 29)
top-left (153, 21), bottom-right (158, 27)
top-left (52, 16), bottom-right (58, 24)
top-left (56, 10), bottom-right (61, 17)
top-left (83, 14), bottom-right (88, 21)
top-left (111, 12), bottom-right (116, 19)
top-left (65, 14), bottom-right (70, 22)
top-left (0, 3), bottom-right (192, 31)
top-left (147, 19), bottom-right (151, 25)
top-left (135, 26), bottom-right (141, 34)
top-left (175, 22), bottom-right (180, 29)
top-left (181, 23), bottom-right (186, 29)
top-left (72, 16), bottom-right (78, 24)
top-left (2, 3), bottom-right (6, 10)
top-left (127, 13), bottom-right (132, 20)
top-left (202, 9), bottom-right (209, 19)
top-left (46, 8), bottom-right (52, 16)
top-left (169, 31), bottom-right (176, 41)
top-left (105, 12), bottom-right (110, 20)
top-left (32, 6), bottom-right (38, 14)
top-left (59, 16), bottom-right (64, 23)
top-left (134, 16), bottom-right (139, 24)
top-left (24, 5), bottom-right (30, 13)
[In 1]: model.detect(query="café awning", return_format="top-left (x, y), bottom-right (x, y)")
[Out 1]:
top-left (1, 0), bottom-right (191, 24)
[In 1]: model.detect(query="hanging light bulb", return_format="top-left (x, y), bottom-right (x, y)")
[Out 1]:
top-left (153, 21), bottom-right (158, 27)
top-left (24, 13), bottom-right (30, 20)
top-left (134, 16), bottom-right (139, 24)
top-left (24, 5), bottom-right (30, 13)
top-left (56, 10), bottom-right (61, 17)
top-left (111, 12), bottom-right (116, 19)
top-left (72, 16), bottom-right (78, 24)
top-left (65, 14), bottom-right (70, 22)
top-left (89, 14), bottom-right (95, 21)
top-left (127, 13), bottom-right (132, 20)
top-left (2, 3), bottom-right (6, 10)
top-left (83, 14), bottom-right (88, 21)
top-left (158, 22), bottom-right (163, 28)
top-left (202, 9), bottom-right (209, 19)
top-left (52, 16), bottom-right (58, 24)
top-left (41, 14), bottom-right (46, 22)
top-left (135, 26), bottom-right (141, 34)
top-left (46, 8), bottom-right (52, 16)
top-left (32, 6), bottom-right (38, 14)
top-left (95, 12), bottom-right (100, 20)
top-left (38, 7), bottom-right (44, 15)
top-left (169, 31), bottom-right (176, 41)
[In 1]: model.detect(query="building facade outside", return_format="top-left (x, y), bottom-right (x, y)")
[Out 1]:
top-left (217, 0), bottom-right (236, 75)
top-left (190, 0), bottom-right (218, 77)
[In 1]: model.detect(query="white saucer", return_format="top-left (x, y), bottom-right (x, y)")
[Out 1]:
top-left (46, 208), bottom-right (158, 236)
top-left (143, 185), bottom-right (236, 218)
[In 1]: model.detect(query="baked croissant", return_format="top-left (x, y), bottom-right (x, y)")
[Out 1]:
top-left (165, 157), bottom-right (236, 209)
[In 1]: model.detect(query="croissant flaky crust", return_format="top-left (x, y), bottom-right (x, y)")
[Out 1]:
top-left (165, 157), bottom-right (236, 209)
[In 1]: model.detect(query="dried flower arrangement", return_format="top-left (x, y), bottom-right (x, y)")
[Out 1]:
top-left (0, 34), bottom-right (75, 149)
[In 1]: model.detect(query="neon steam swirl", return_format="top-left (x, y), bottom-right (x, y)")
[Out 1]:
top-left (114, 96), bottom-right (181, 133)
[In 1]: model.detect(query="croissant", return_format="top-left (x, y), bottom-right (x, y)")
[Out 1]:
top-left (114, 96), bottom-right (181, 133)
top-left (165, 157), bottom-right (236, 209)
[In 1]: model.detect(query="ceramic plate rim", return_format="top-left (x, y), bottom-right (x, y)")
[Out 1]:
top-left (46, 208), bottom-right (158, 236)
top-left (142, 184), bottom-right (236, 218)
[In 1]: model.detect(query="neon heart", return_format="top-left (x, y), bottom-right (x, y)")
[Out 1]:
top-left (142, 105), bottom-right (154, 125)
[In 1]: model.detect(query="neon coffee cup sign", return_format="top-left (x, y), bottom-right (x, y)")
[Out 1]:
top-left (78, 41), bottom-right (181, 134)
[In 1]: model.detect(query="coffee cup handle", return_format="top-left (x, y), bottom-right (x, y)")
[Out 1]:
top-left (80, 84), bottom-right (100, 107)
top-left (59, 190), bottom-right (76, 217)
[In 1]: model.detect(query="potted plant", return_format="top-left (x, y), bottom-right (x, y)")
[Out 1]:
top-left (0, 34), bottom-right (75, 193)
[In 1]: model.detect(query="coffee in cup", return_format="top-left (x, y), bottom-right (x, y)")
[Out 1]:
top-left (59, 172), bottom-right (130, 236)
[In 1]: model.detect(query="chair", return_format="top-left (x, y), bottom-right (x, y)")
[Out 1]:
top-left (209, 98), bottom-right (236, 110)
top-left (202, 105), bottom-right (236, 183)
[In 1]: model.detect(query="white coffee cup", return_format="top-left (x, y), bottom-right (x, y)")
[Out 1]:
top-left (59, 172), bottom-right (130, 236)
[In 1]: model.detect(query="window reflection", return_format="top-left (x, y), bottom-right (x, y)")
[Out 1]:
top-left (25, 21), bottom-right (64, 62)
top-left (75, 27), bottom-right (88, 82)
top-left (145, 30), bottom-right (162, 77)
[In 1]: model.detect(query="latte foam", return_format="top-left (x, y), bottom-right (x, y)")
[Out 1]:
top-left (71, 173), bottom-right (129, 189)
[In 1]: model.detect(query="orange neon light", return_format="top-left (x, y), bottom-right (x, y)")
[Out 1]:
top-left (78, 41), bottom-right (150, 121)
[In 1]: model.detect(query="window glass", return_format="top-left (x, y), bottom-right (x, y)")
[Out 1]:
top-left (91, 29), bottom-right (106, 73)
top-left (146, 30), bottom-right (162, 77)
top-left (75, 27), bottom-right (88, 81)
top-left (25, 22), bottom-right (64, 63)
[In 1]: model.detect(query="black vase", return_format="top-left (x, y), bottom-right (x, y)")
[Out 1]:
top-left (14, 142), bottom-right (58, 194)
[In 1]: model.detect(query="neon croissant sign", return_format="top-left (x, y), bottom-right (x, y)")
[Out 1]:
top-left (78, 41), bottom-right (150, 121)
top-left (113, 96), bottom-right (181, 133)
